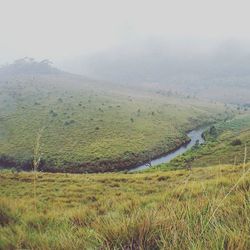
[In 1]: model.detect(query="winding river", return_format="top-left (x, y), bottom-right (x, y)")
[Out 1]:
top-left (129, 127), bottom-right (207, 172)
top-left (0, 127), bottom-right (208, 173)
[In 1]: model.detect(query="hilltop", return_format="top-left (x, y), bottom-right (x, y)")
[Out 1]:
top-left (0, 57), bottom-right (61, 77)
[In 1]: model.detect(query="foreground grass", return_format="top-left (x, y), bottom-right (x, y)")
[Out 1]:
top-left (0, 164), bottom-right (249, 249)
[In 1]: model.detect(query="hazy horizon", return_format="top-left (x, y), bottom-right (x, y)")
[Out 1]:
top-left (1, 0), bottom-right (250, 69)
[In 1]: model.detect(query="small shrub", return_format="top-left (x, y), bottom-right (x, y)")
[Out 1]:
top-left (64, 120), bottom-right (75, 126)
top-left (50, 110), bottom-right (58, 117)
top-left (231, 139), bottom-right (242, 146)
top-left (209, 126), bottom-right (218, 137)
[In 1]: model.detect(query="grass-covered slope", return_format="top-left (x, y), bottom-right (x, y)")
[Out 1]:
top-left (156, 114), bottom-right (250, 170)
top-left (0, 68), bottom-right (228, 172)
top-left (0, 164), bottom-right (249, 249)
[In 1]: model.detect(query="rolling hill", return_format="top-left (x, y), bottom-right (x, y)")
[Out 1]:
top-left (0, 58), bottom-right (229, 172)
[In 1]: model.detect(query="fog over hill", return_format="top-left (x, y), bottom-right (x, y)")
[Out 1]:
top-left (62, 40), bottom-right (250, 82)
top-left (1, 0), bottom-right (250, 103)
top-left (60, 39), bottom-right (250, 104)
top-left (0, 57), bottom-right (63, 78)
top-left (1, 39), bottom-right (250, 105)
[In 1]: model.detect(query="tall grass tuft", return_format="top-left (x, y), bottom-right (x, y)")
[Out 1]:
top-left (32, 128), bottom-right (44, 212)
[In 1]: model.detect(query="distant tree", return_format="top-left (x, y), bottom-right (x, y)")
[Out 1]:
top-left (209, 126), bottom-right (217, 137)
top-left (40, 59), bottom-right (52, 65)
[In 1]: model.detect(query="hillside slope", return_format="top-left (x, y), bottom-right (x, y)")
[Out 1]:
top-left (155, 114), bottom-right (250, 170)
top-left (0, 59), bottom-right (228, 172)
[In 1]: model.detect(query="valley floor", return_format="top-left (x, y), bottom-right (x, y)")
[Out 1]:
top-left (0, 163), bottom-right (250, 249)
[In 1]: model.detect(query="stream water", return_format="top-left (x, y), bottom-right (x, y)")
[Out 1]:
top-left (128, 127), bottom-right (206, 172)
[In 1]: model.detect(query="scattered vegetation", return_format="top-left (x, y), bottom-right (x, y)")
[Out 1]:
top-left (0, 73), bottom-right (230, 172)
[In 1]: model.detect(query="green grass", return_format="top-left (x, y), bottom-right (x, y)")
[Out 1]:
top-left (0, 74), bottom-right (229, 172)
top-left (154, 114), bottom-right (250, 170)
top-left (0, 163), bottom-right (249, 249)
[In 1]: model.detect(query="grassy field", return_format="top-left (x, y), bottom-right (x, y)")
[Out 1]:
top-left (155, 114), bottom-right (250, 170)
top-left (0, 73), bottom-right (229, 172)
top-left (0, 163), bottom-right (249, 249)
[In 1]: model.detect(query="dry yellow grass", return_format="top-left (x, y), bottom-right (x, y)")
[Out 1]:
top-left (0, 163), bottom-right (249, 249)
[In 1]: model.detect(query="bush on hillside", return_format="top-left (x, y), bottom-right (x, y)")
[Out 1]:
top-left (231, 139), bottom-right (242, 146)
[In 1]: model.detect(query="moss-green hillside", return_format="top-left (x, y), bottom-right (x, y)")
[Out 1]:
top-left (0, 74), bottom-right (228, 172)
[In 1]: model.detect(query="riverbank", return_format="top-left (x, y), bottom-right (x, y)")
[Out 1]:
top-left (0, 127), bottom-right (208, 173)
top-left (156, 114), bottom-right (250, 170)
top-left (129, 126), bottom-right (207, 172)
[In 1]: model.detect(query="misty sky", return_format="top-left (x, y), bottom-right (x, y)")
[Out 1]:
top-left (1, 0), bottom-right (250, 65)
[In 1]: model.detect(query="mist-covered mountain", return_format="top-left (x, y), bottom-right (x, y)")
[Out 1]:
top-left (61, 40), bottom-right (250, 104)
